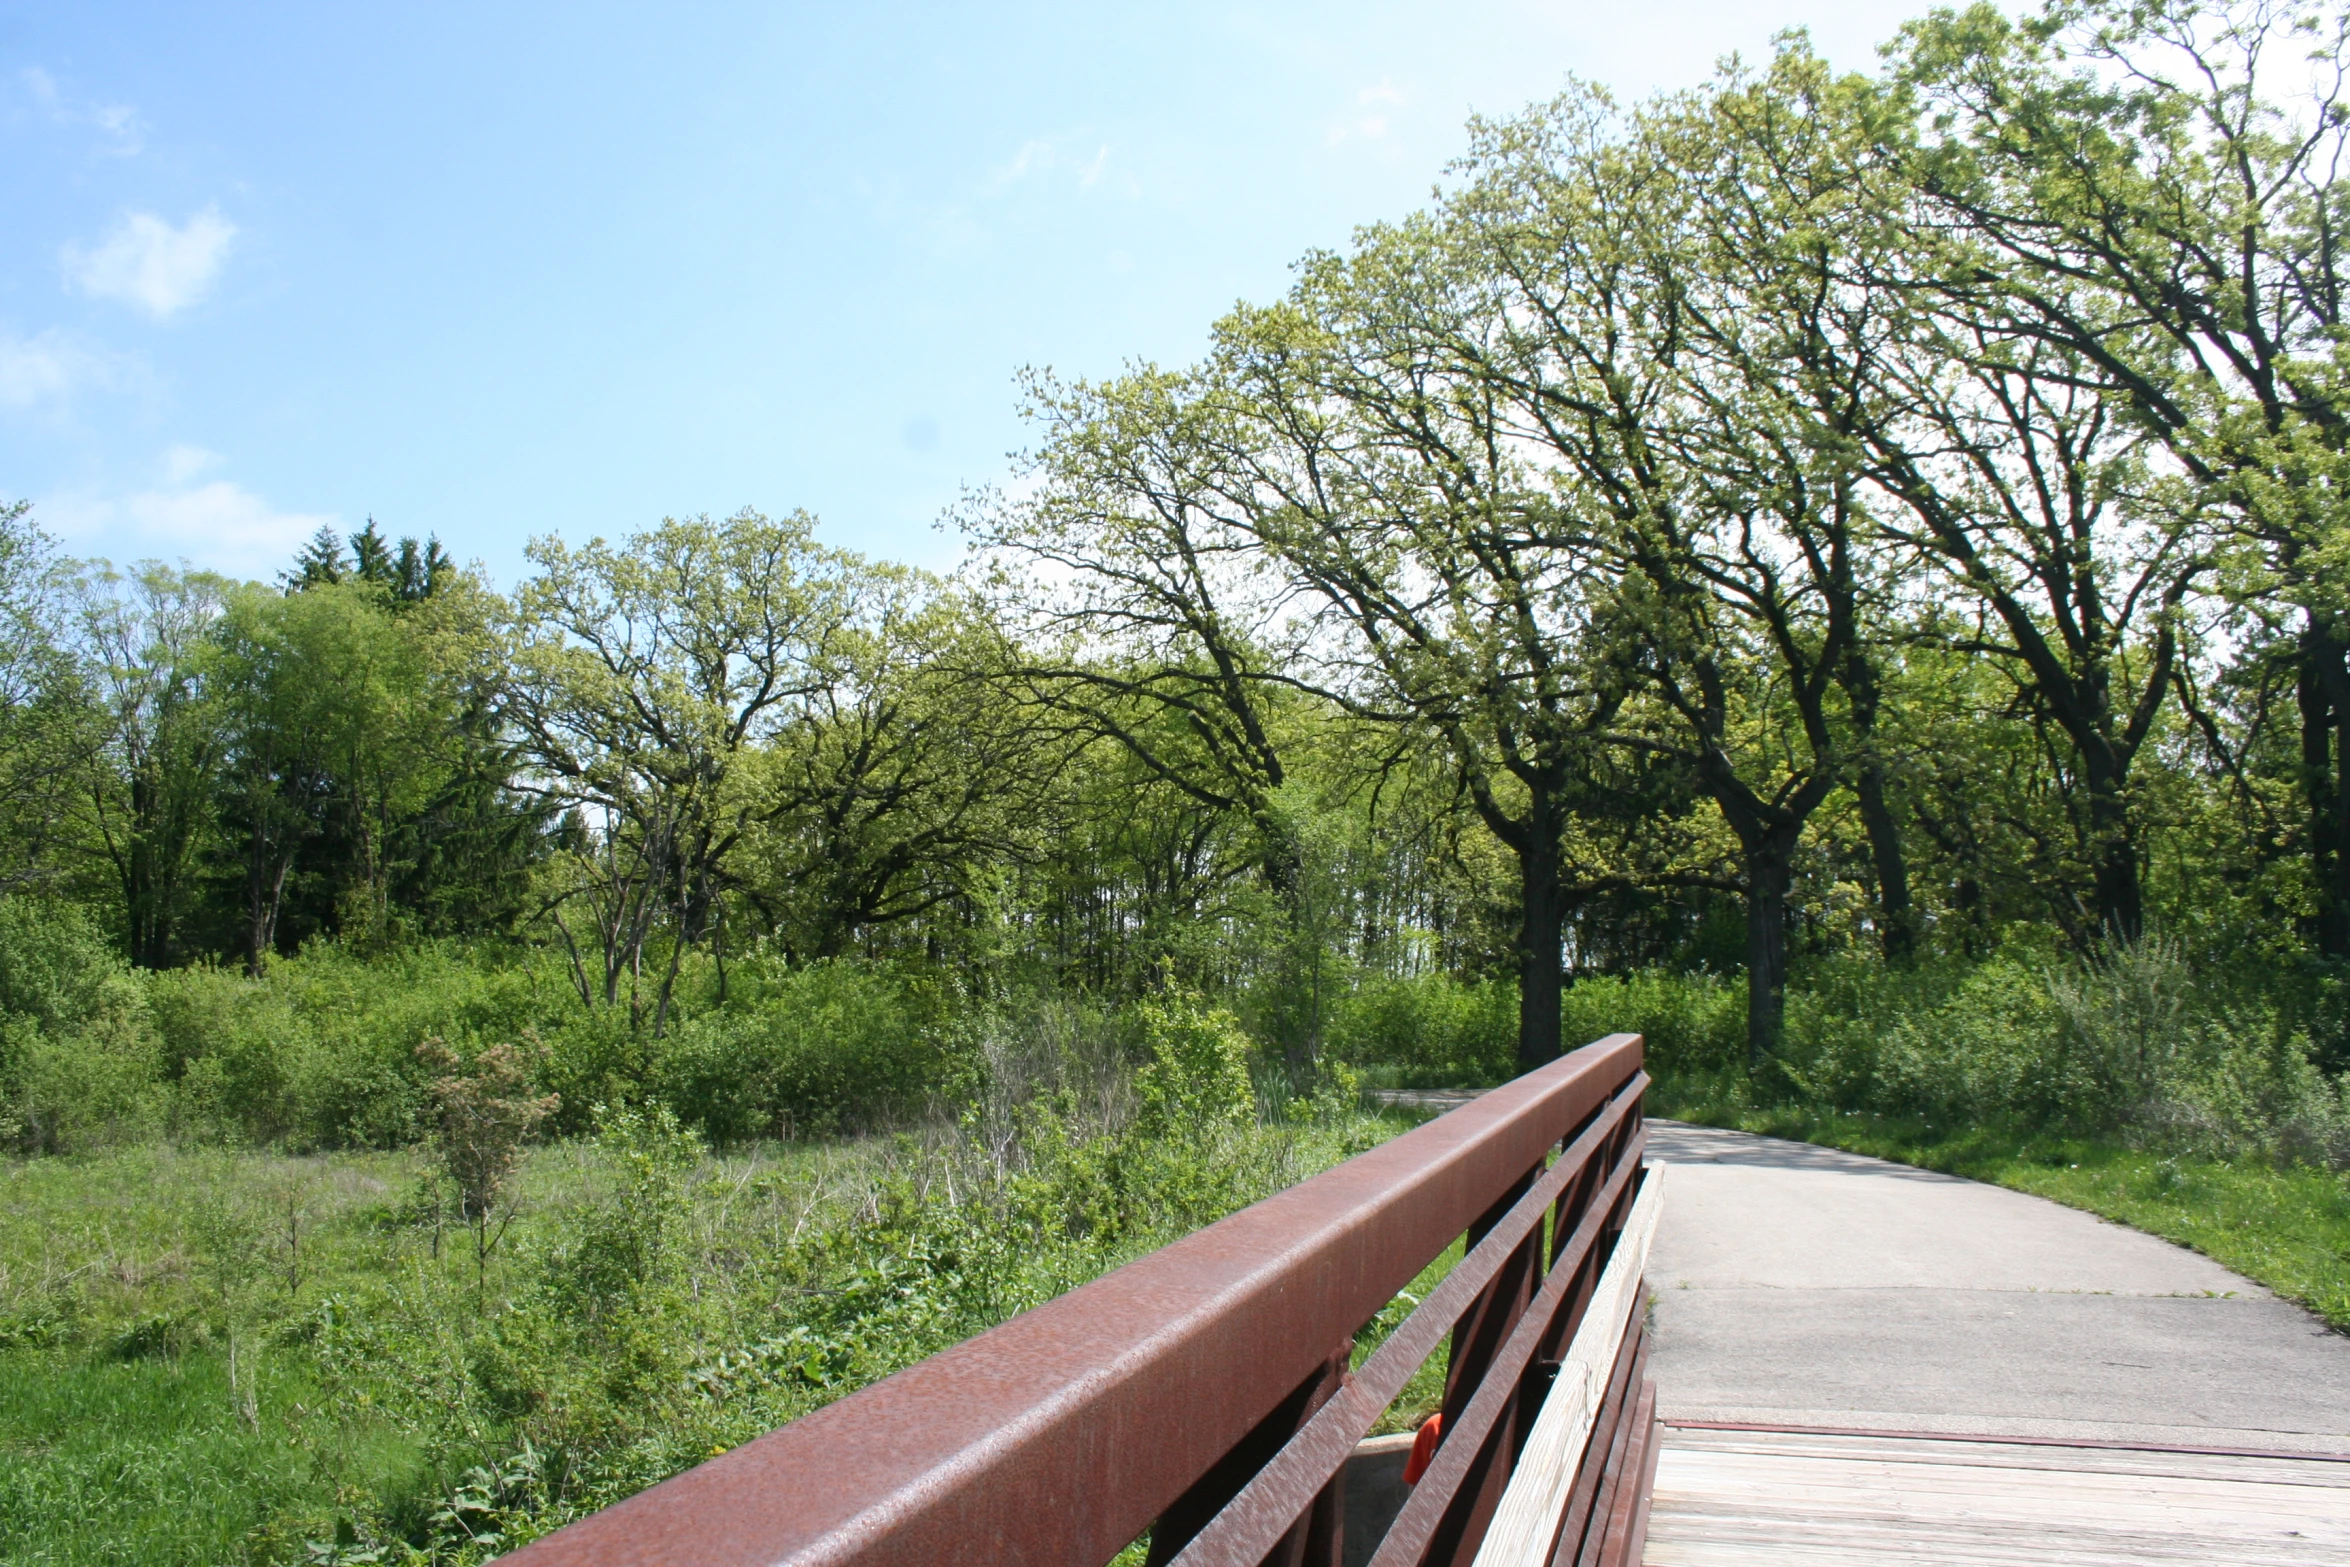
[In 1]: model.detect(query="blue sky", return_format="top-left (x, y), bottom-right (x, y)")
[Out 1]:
top-left (3, 2), bottom-right (1927, 585)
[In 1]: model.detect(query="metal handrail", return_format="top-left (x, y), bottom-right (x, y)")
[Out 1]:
top-left (504, 1033), bottom-right (1651, 1567)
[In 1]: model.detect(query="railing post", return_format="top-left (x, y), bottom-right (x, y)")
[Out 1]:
top-left (1147, 1344), bottom-right (1353, 1567)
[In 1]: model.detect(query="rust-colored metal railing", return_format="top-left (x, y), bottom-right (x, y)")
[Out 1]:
top-left (504, 1033), bottom-right (1655, 1567)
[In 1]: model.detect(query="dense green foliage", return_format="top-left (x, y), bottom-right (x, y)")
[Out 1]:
top-left (4, 3), bottom-right (2349, 1102)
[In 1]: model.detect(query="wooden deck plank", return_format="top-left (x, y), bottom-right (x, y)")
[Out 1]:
top-left (1656, 1452), bottom-right (2350, 1518)
top-left (1649, 1477), bottom-right (2348, 1534)
top-left (1660, 1426), bottom-right (2350, 1486)
top-left (1643, 1425), bottom-right (2350, 1567)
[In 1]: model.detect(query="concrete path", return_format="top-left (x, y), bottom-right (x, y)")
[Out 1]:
top-left (1644, 1120), bottom-right (2350, 1450)
top-left (1369, 1088), bottom-right (1486, 1115)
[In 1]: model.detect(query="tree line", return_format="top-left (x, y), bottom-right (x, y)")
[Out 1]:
top-left (1, 0), bottom-right (2344, 1080)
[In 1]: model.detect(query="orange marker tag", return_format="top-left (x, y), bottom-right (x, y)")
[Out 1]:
top-left (1401, 1412), bottom-right (1443, 1485)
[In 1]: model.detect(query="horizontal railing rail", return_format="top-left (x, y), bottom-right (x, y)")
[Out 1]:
top-left (504, 1033), bottom-right (1651, 1567)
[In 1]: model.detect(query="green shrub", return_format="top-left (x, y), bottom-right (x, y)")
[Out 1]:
top-left (655, 961), bottom-right (943, 1143)
top-left (1821, 956), bottom-right (2064, 1121)
top-left (1774, 938), bottom-right (2350, 1164)
top-left (1560, 969), bottom-right (1745, 1079)
top-left (541, 1003), bottom-right (655, 1136)
top-left (272, 943), bottom-right (567, 1148)
top-left (0, 897), bottom-right (145, 1033)
top-left (1779, 946), bottom-right (2178, 1127)
top-left (0, 898), bottom-right (161, 1151)
top-left (1323, 966), bottom-right (1744, 1088)
top-left (1324, 971), bottom-right (1515, 1085)
top-left (1133, 988), bottom-right (1256, 1134)
top-left (538, 1103), bottom-right (700, 1323)
top-left (150, 943), bottom-right (578, 1149)
top-left (2156, 1017), bottom-right (2350, 1166)
top-left (953, 985), bottom-right (1134, 1163)
top-left (149, 966), bottom-right (312, 1145)
top-left (5, 1009), bottom-right (165, 1153)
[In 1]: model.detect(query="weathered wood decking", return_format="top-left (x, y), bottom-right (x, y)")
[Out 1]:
top-left (1641, 1423), bottom-right (2350, 1565)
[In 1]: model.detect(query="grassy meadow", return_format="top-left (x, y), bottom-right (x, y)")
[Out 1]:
top-left (0, 1099), bottom-right (1420, 1567)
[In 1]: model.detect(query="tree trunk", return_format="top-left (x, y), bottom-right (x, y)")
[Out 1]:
top-left (2302, 620), bottom-right (2350, 958)
top-left (247, 847), bottom-right (289, 978)
top-left (1840, 651), bottom-right (1913, 960)
top-left (2090, 818), bottom-right (2143, 944)
top-left (1744, 837), bottom-right (1794, 1071)
top-left (126, 773), bottom-right (165, 970)
top-left (1514, 828), bottom-right (1564, 1076)
top-left (2080, 748), bottom-right (2143, 943)
top-left (2330, 643), bottom-right (2350, 961)
top-left (120, 764), bottom-right (193, 971)
top-left (1953, 869), bottom-right (1985, 959)
top-left (1259, 825), bottom-right (1319, 1085)
top-left (1854, 761), bottom-right (1914, 961)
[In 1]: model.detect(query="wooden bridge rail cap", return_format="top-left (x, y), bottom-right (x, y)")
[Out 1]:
top-left (503, 1033), bottom-right (1646, 1567)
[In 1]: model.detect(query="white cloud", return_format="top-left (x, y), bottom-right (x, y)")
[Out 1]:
top-left (163, 443), bottom-right (222, 483)
top-left (1327, 80), bottom-right (1407, 147)
top-left (123, 480), bottom-right (329, 561)
top-left (981, 138), bottom-right (1060, 195)
top-left (63, 208), bottom-right (237, 319)
top-left (979, 136), bottom-right (1131, 198)
top-left (45, 459), bottom-right (332, 578)
top-left (929, 137), bottom-right (1133, 256)
top-left (0, 328), bottom-right (126, 408)
top-left (19, 67), bottom-right (144, 156)
top-left (0, 331), bottom-right (81, 407)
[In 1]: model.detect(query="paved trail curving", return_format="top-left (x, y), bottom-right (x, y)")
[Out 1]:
top-left (1643, 1119), bottom-right (2350, 1449)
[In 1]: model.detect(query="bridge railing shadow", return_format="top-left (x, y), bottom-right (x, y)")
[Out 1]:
top-left (1645, 1121), bottom-right (1973, 1181)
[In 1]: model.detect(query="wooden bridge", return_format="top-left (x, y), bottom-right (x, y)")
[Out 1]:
top-left (503, 1037), bottom-right (2350, 1565)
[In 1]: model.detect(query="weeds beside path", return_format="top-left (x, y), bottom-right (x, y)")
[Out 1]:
top-left (1656, 1100), bottom-right (2350, 1332)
